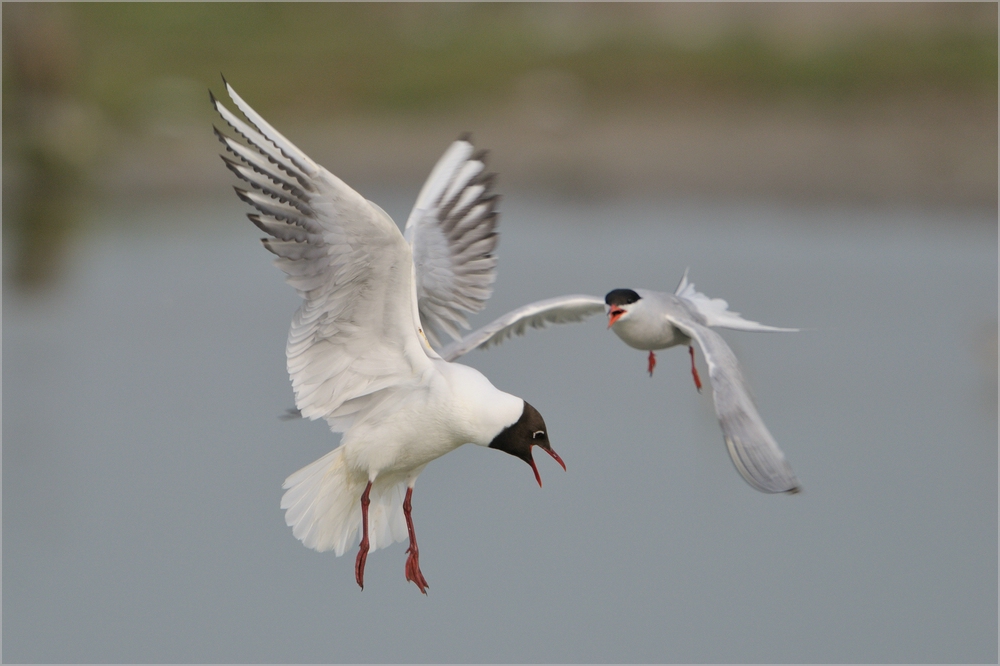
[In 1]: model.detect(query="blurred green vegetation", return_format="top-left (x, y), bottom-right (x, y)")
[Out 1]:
top-left (2, 3), bottom-right (996, 289)
top-left (8, 3), bottom-right (995, 126)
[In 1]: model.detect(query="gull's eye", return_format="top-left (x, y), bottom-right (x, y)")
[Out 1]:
top-left (532, 430), bottom-right (546, 440)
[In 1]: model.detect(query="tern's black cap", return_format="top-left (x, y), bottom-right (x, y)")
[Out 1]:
top-left (605, 289), bottom-right (641, 306)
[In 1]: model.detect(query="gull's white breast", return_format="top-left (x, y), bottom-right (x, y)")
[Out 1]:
top-left (340, 361), bottom-right (523, 479)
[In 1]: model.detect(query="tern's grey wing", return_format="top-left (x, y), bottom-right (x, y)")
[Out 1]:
top-left (438, 295), bottom-right (606, 362)
top-left (668, 309), bottom-right (800, 494)
top-left (403, 138), bottom-right (500, 347)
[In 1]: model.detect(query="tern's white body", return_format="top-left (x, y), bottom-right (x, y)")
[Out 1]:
top-left (607, 290), bottom-right (693, 351)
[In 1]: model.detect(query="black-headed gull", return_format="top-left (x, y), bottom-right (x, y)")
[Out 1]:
top-left (212, 80), bottom-right (565, 593)
top-left (440, 271), bottom-right (801, 494)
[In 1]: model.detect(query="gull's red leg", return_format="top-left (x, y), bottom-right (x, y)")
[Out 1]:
top-left (403, 487), bottom-right (429, 594)
top-left (688, 345), bottom-right (703, 393)
top-left (647, 351), bottom-right (657, 377)
top-left (355, 481), bottom-right (373, 590)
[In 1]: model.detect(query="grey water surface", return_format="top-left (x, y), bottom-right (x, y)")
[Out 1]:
top-left (3, 194), bottom-right (996, 663)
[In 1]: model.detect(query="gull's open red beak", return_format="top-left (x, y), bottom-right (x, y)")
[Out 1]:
top-left (608, 306), bottom-right (626, 328)
top-left (529, 446), bottom-right (567, 487)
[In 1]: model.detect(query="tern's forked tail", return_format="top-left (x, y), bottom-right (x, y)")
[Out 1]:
top-left (674, 269), bottom-right (798, 333)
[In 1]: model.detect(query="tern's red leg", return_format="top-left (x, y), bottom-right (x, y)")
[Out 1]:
top-left (647, 351), bottom-right (657, 377)
top-left (688, 345), bottom-right (703, 393)
top-left (355, 481), bottom-right (373, 590)
top-left (403, 487), bottom-right (429, 594)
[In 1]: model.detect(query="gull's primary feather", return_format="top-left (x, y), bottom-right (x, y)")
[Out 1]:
top-left (403, 138), bottom-right (501, 346)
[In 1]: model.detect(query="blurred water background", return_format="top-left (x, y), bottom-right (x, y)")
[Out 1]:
top-left (3, 3), bottom-right (997, 663)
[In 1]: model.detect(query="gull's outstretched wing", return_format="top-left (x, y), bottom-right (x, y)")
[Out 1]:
top-left (213, 80), bottom-right (433, 430)
top-left (403, 137), bottom-right (500, 347)
top-left (439, 295), bottom-right (606, 362)
top-left (668, 308), bottom-right (801, 494)
top-left (674, 269), bottom-right (799, 333)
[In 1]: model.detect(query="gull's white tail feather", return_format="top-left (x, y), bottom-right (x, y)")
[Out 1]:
top-left (674, 268), bottom-right (798, 333)
top-left (281, 447), bottom-right (408, 556)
